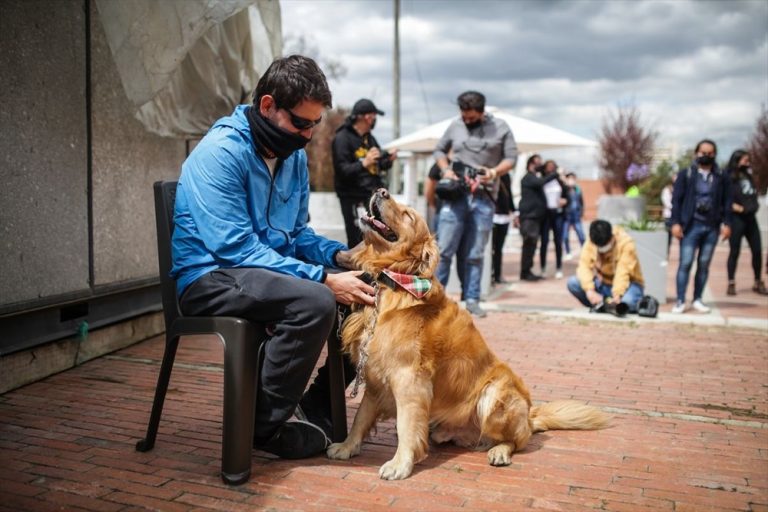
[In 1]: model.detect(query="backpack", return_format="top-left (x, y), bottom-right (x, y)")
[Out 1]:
top-left (637, 295), bottom-right (659, 318)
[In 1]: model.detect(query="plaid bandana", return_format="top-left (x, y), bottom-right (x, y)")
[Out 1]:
top-left (380, 270), bottom-right (432, 299)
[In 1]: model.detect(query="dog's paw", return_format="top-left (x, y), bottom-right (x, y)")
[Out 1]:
top-left (379, 458), bottom-right (414, 480)
top-left (327, 441), bottom-right (360, 460)
top-left (487, 444), bottom-right (514, 466)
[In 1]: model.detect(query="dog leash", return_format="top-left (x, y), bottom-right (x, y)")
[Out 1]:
top-left (350, 282), bottom-right (380, 398)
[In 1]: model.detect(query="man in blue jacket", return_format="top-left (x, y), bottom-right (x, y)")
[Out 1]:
top-left (171, 55), bottom-right (375, 459)
top-left (670, 139), bottom-right (732, 314)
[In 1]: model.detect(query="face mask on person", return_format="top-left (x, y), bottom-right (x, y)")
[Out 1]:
top-left (696, 155), bottom-right (715, 167)
top-left (370, 117), bottom-right (377, 130)
top-left (464, 119), bottom-right (482, 130)
top-left (246, 106), bottom-right (311, 159)
top-left (738, 165), bottom-right (752, 174)
top-left (597, 239), bottom-right (615, 254)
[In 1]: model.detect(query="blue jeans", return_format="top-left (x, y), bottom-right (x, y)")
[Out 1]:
top-left (567, 275), bottom-right (644, 312)
top-left (436, 194), bottom-right (494, 302)
top-left (562, 210), bottom-right (585, 254)
top-left (676, 221), bottom-right (719, 303)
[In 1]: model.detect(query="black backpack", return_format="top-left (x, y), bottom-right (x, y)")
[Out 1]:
top-left (637, 295), bottom-right (659, 318)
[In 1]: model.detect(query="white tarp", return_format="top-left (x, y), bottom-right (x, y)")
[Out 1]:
top-left (95, 0), bottom-right (282, 137)
top-left (384, 106), bottom-right (596, 154)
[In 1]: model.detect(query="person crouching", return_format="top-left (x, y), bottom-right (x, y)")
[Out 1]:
top-left (567, 219), bottom-right (645, 313)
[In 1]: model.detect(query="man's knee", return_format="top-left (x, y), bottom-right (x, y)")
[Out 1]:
top-left (566, 275), bottom-right (582, 295)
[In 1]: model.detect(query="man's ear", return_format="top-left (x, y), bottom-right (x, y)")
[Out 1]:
top-left (259, 95), bottom-right (276, 117)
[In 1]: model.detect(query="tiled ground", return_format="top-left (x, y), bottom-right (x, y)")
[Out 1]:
top-left (1, 237), bottom-right (766, 511)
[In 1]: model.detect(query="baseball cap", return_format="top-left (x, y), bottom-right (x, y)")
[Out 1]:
top-left (351, 98), bottom-right (384, 116)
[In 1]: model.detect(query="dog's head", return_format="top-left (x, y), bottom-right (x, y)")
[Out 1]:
top-left (355, 188), bottom-right (439, 277)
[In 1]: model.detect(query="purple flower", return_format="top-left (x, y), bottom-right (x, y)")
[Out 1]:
top-left (626, 163), bottom-right (649, 183)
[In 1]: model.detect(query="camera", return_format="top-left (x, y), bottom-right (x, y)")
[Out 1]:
top-left (695, 201), bottom-right (711, 215)
top-left (377, 150), bottom-right (393, 171)
top-left (452, 161), bottom-right (484, 180)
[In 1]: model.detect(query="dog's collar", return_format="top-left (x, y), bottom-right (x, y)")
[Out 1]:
top-left (377, 269), bottom-right (431, 299)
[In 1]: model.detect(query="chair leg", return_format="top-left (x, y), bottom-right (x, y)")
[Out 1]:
top-left (136, 334), bottom-right (180, 452)
top-left (219, 324), bottom-right (261, 485)
top-left (327, 321), bottom-right (348, 442)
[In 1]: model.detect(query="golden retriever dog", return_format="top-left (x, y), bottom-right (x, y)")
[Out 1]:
top-left (326, 188), bottom-right (609, 480)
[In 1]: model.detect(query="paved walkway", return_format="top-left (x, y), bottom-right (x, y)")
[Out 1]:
top-left (1, 236), bottom-right (766, 511)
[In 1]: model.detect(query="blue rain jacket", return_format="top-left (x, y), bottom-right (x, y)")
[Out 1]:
top-left (171, 105), bottom-right (346, 296)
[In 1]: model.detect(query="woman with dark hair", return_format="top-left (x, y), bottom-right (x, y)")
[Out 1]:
top-left (725, 149), bottom-right (767, 295)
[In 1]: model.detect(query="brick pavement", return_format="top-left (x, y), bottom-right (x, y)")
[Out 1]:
top-left (1, 238), bottom-right (767, 511)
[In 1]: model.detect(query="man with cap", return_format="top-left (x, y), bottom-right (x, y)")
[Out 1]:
top-left (332, 98), bottom-right (398, 247)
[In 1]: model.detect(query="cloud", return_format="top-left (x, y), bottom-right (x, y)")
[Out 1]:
top-left (281, 0), bottom-right (768, 161)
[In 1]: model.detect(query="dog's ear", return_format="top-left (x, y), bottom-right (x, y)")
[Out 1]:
top-left (417, 236), bottom-right (439, 276)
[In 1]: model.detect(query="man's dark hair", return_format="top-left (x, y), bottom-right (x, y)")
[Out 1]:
top-left (726, 149), bottom-right (748, 174)
top-left (694, 138), bottom-right (718, 156)
top-left (526, 154), bottom-right (541, 169)
top-left (457, 91), bottom-right (485, 112)
top-left (589, 219), bottom-right (613, 247)
top-left (253, 54), bottom-right (332, 110)
top-left (565, 172), bottom-right (576, 178)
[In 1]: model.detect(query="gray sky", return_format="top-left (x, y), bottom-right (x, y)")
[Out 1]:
top-left (281, 0), bottom-right (768, 171)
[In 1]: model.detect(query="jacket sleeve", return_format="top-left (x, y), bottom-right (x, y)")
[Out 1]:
top-left (332, 132), bottom-right (365, 181)
top-left (577, 242), bottom-right (597, 291)
top-left (721, 174), bottom-right (733, 226)
top-left (612, 242), bottom-right (639, 297)
top-left (670, 169), bottom-right (686, 225)
top-left (182, 146), bottom-right (327, 282)
top-left (433, 125), bottom-right (454, 161)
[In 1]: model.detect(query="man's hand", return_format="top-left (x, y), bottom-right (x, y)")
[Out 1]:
top-left (335, 243), bottom-right (365, 270)
top-left (586, 289), bottom-right (603, 305)
top-left (720, 225), bottom-right (731, 241)
top-left (477, 166), bottom-right (497, 184)
top-left (733, 203), bottom-right (744, 213)
top-left (362, 147), bottom-right (381, 168)
top-left (325, 271), bottom-right (376, 306)
top-left (671, 223), bottom-right (683, 240)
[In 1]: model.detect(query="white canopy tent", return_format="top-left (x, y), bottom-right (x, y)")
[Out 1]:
top-left (383, 107), bottom-right (597, 206)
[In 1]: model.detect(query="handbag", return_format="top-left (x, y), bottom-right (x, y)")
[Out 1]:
top-left (637, 295), bottom-right (659, 318)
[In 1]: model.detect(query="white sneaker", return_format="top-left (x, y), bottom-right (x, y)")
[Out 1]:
top-left (692, 299), bottom-right (711, 313)
top-left (564, 253), bottom-right (573, 261)
top-left (671, 302), bottom-right (686, 314)
top-left (555, 270), bottom-right (563, 279)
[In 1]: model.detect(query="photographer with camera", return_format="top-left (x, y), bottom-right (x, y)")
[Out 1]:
top-left (566, 219), bottom-right (645, 313)
top-left (332, 98), bottom-right (398, 246)
top-left (433, 91), bottom-right (517, 317)
top-left (670, 139), bottom-right (732, 314)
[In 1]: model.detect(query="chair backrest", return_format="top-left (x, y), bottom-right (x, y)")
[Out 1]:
top-left (153, 181), bottom-right (182, 329)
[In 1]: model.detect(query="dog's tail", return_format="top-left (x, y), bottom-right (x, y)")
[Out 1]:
top-left (530, 400), bottom-right (611, 433)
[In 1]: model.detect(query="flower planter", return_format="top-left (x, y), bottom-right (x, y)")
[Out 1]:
top-left (628, 229), bottom-right (668, 302)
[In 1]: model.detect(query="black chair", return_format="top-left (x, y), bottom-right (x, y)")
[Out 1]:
top-left (136, 180), bottom-right (348, 485)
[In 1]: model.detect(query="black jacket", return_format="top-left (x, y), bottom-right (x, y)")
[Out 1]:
top-left (518, 171), bottom-right (558, 220)
top-left (670, 163), bottom-right (732, 232)
top-left (332, 122), bottom-right (386, 199)
top-left (730, 168), bottom-right (759, 215)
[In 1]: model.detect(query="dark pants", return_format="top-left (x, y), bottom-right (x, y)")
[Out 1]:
top-left (492, 222), bottom-right (510, 282)
top-left (338, 196), bottom-right (366, 247)
top-left (727, 213), bottom-right (763, 281)
top-left (179, 268), bottom-right (355, 440)
top-left (540, 209), bottom-right (564, 271)
top-left (520, 218), bottom-right (541, 277)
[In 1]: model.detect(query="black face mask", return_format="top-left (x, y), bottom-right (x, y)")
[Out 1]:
top-left (738, 165), bottom-right (751, 173)
top-left (246, 106), bottom-right (310, 159)
top-left (696, 155), bottom-right (715, 167)
top-left (464, 119), bottom-right (482, 130)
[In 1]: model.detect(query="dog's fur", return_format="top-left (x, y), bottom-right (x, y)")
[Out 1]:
top-left (327, 189), bottom-right (609, 480)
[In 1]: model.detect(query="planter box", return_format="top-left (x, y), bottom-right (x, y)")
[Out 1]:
top-left (597, 195), bottom-right (646, 224)
top-left (628, 229), bottom-right (668, 302)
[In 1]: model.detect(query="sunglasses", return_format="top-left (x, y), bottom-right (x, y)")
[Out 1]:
top-left (282, 108), bottom-right (322, 130)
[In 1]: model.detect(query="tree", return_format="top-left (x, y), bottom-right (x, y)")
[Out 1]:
top-left (305, 107), bottom-right (349, 191)
top-left (747, 108), bottom-right (768, 195)
top-left (597, 105), bottom-right (657, 193)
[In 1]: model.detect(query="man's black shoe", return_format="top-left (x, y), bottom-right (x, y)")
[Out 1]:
top-left (295, 403), bottom-right (333, 440)
top-left (253, 420), bottom-right (330, 459)
top-left (520, 273), bottom-right (542, 282)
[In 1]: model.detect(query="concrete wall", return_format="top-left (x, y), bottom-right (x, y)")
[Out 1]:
top-left (1, 0), bottom-right (90, 303)
top-left (0, 0), bottom-right (186, 312)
